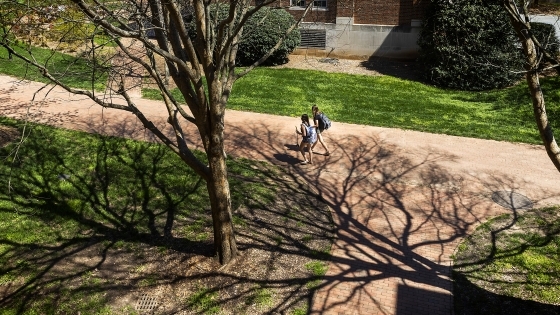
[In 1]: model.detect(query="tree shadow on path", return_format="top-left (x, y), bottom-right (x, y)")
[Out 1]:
top-left (227, 123), bottom-right (560, 315)
top-left (2, 93), bottom-right (560, 314)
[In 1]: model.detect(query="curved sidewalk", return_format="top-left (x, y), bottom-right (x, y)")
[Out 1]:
top-left (2, 75), bottom-right (560, 315)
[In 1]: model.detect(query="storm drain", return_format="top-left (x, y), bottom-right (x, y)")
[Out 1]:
top-left (136, 294), bottom-right (159, 314)
top-left (491, 191), bottom-right (533, 211)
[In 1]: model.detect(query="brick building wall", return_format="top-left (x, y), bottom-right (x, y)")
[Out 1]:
top-left (412, 0), bottom-right (429, 20)
top-left (354, 0), bottom-right (428, 25)
top-left (336, 0), bottom-right (353, 17)
top-left (280, 0), bottom-right (430, 59)
top-left (355, 0), bottom-right (405, 25)
top-left (282, 0), bottom-right (428, 26)
top-left (281, 0), bottom-right (337, 23)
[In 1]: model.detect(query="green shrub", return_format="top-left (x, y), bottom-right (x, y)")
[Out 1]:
top-left (417, 0), bottom-right (523, 91)
top-left (188, 5), bottom-right (300, 66)
top-left (236, 7), bottom-right (300, 66)
top-left (530, 22), bottom-right (560, 62)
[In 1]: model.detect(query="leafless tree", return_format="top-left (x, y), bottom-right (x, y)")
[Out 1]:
top-left (503, 0), bottom-right (560, 172)
top-left (0, 0), bottom-right (311, 265)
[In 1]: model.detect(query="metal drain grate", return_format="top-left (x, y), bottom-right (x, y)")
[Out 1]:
top-left (491, 191), bottom-right (533, 211)
top-left (136, 294), bottom-right (159, 314)
top-left (299, 29), bottom-right (326, 49)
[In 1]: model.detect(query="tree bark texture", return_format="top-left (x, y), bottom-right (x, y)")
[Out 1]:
top-left (207, 153), bottom-right (238, 264)
top-left (504, 0), bottom-right (560, 172)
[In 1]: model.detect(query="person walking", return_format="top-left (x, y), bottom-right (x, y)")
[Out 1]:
top-left (295, 114), bottom-right (317, 164)
top-left (311, 105), bottom-right (330, 156)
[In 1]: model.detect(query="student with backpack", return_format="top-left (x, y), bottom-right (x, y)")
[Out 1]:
top-left (295, 114), bottom-right (317, 164)
top-left (311, 105), bottom-right (331, 156)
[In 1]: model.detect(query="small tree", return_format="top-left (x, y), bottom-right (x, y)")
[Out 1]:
top-left (502, 0), bottom-right (560, 172)
top-left (418, 0), bottom-right (523, 91)
top-left (0, 0), bottom-right (312, 265)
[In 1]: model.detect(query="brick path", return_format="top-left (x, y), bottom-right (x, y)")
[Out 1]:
top-left (2, 75), bottom-right (560, 314)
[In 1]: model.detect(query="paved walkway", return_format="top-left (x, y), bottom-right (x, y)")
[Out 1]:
top-left (2, 75), bottom-right (560, 315)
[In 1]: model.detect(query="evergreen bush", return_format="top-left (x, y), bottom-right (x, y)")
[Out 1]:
top-left (188, 5), bottom-right (300, 66)
top-left (530, 22), bottom-right (560, 61)
top-left (417, 0), bottom-right (523, 91)
top-left (237, 7), bottom-right (300, 66)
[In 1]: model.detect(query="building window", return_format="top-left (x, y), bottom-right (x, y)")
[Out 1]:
top-left (290, 0), bottom-right (327, 9)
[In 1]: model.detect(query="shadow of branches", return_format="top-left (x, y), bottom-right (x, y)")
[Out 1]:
top-left (0, 122), bottom-right (216, 310)
top-left (452, 206), bottom-right (560, 315)
top-left (226, 122), bottom-right (559, 315)
top-left (0, 119), bottom-right (338, 314)
top-left (1, 98), bottom-right (560, 314)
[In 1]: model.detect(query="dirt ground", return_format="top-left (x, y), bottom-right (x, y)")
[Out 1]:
top-left (530, 3), bottom-right (560, 16)
top-left (274, 54), bottom-right (421, 81)
top-left (0, 125), bottom-right (19, 148)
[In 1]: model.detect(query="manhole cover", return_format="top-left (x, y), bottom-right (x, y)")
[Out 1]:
top-left (491, 191), bottom-right (533, 210)
top-left (136, 294), bottom-right (159, 314)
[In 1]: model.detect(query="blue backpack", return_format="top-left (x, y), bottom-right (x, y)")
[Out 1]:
top-left (306, 125), bottom-right (317, 143)
top-left (318, 113), bottom-right (332, 131)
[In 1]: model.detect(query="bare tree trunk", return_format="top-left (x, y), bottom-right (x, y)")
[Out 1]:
top-left (504, 1), bottom-right (560, 172)
top-left (207, 140), bottom-right (238, 264)
top-left (525, 61), bottom-right (560, 172)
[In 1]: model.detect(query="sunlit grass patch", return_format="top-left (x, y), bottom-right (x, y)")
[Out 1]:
top-left (0, 45), bottom-right (109, 91)
top-left (141, 68), bottom-right (560, 144)
top-left (186, 286), bottom-right (220, 314)
top-left (453, 207), bottom-right (560, 314)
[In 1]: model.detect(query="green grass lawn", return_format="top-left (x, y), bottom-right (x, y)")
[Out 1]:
top-left (0, 117), bottom-right (331, 314)
top-left (0, 118), bottom-right (275, 314)
top-left (0, 44), bottom-right (108, 91)
top-left (144, 67), bottom-right (560, 145)
top-left (2, 44), bottom-right (559, 145)
top-left (453, 207), bottom-right (560, 314)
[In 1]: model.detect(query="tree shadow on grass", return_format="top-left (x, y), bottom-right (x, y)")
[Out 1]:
top-left (2, 99), bottom-right (560, 314)
top-left (360, 56), bottom-right (423, 82)
top-left (0, 122), bottom-right (219, 312)
top-left (453, 272), bottom-right (560, 315)
top-left (0, 118), bottom-right (338, 314)
top-left (452, 206), bottom-right (560, 315)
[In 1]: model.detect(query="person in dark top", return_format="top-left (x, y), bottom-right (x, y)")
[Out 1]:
top-left (311, 105), bottom-right (330, 156)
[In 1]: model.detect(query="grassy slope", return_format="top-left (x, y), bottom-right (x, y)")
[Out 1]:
top-left (0, 44), bottom-right (560, 144)
top-left (3, 44), bottom-right (560, 145)
top-left (145, 68), bottom-right (560, 145)
top-left (0, 45), bottom-right (108, 91)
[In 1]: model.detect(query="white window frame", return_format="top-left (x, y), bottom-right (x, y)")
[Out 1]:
top-left (289, 0), bottom-right (327, 10)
